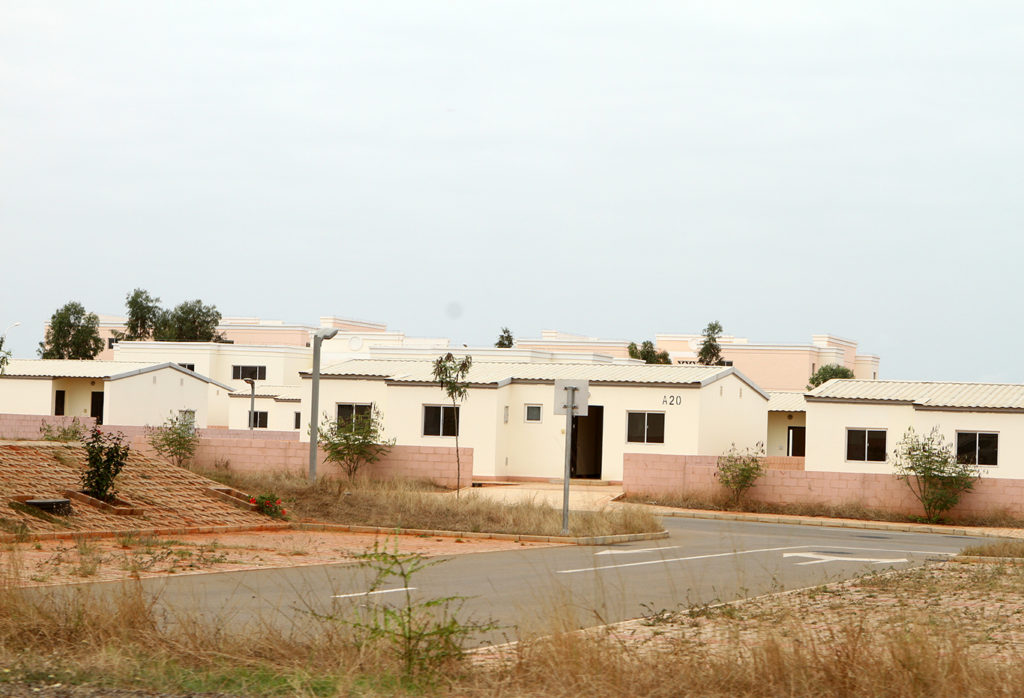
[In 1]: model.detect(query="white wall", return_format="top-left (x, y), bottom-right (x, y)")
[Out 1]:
top-left (104, 368), bottom-right (212, 428)
top-left (0, 377), bottom-right (53, 415)
top-left (697, 374), bottom-right (769, 455)
top-left (767, 411), bottom-right (806, 456)
top-left (805, 400), bottom-right (1024, 479)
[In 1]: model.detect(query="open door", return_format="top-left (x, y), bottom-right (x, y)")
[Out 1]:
top-left (90, 391), bottom-right (104, 425)
top-left (788, 426), bottom-right (805, 457)
top-left (570, 405), bottom-right (604, 479)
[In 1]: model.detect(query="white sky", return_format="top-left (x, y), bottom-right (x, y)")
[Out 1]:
top-left (2, 2), bottom-right (1022, 381)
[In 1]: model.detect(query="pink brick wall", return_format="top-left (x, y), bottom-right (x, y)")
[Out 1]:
top-left (1, 414), bottom-right (466, 489)
top-left (623, 453), bottom-right (1024, 517)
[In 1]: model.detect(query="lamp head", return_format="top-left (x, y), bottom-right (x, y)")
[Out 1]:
top-left (315, 328), bottom-right (340, 341)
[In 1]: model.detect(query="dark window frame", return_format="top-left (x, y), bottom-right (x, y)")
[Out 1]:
top-left (336, 402), bottom-right (373, 430)
top-left (54, 390), bottom-right (66, 416)
top-left (423, 404), bottom-right (460, 437)
top-left (232, 365), bottom-right (267, 381)
top-left (525, 404), bottom-right (542, 423)
top-left (845, 428), bottom-right (887, 462)
top-left (957, 431), bottom-right (999, 467)
top-left (178, 363), bottom-right (196, 372)
top-left (626, 411), bottom-right (665, 444)
top-left (248, 410), bottom-right (268, 429)
top-left (294, 412), bottom-right (302, 430)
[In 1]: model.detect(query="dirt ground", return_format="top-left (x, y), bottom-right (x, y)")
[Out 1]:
top-left (0, 530), bottom-right (557, 587)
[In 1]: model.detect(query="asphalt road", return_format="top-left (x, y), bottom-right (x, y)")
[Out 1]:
top-left (73, 518), bottom-right (993, 646)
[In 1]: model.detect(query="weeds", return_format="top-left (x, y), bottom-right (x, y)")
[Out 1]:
top-left (960, 540), bottom-right (1024, 558)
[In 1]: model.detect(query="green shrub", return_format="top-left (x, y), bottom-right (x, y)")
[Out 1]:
top-left (716, 442), bottom-right (765, 506)
top-left (250, 493), bottom-right (287, 519)
top-left (39, 417), bottom-right (86, 442)
top-left (81, 427), bottom-right (130, 502)
top-left (147, 412), bottom-right (200, 469)
top-left (317, 406), bottom-right (395, 481)
top-left (892, 427), bottom-right (980, 523)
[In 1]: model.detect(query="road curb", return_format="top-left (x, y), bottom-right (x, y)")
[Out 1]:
top-left (293, 522), bottom-right (670, 546)
top-left (953, 555), bottom-right (1024, 564)
top-left (653, 508), bottom-right (1022, 539)
top-left (0, 522), bottom-right (293, 544)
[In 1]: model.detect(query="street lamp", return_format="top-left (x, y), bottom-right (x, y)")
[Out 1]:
top-left (308, 327), bottom-right (339, 482)
top-left (243, 378), bottom-right (256, 431)
top-left (2, 322), bottom-right (20, 337)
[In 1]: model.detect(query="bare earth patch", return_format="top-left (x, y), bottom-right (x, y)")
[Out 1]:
top-left (1, 530), bottom-right (557, 587)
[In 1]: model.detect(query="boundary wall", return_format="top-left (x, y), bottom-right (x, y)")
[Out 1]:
top-left (0, 414), bottom-right (464, 489)
top-left (623, 453), bottom-right (1024, 518)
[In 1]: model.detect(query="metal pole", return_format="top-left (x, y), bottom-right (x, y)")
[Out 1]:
top-left (248, 382), bottom-right (255, 431)
top-left (561, 385), bottom-right (576, 536)
top-left (308, 334), bottom-right (323, 483)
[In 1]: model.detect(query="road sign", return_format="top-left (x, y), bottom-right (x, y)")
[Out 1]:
top-left (553, 379), bottom-right (589, 417)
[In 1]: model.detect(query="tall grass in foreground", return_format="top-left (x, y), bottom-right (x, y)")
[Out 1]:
top-left (201, 470), bottom-right (660, 537)
top-left (622, 489), bottom-right (1024, 528)
top-left (2, 563), bottom-right (1023, 697)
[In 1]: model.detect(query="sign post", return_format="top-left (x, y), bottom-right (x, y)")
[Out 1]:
top-left (554, 380), bottom-right (589, 536)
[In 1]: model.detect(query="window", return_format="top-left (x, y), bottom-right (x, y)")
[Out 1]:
top-left (846, 429), bottom-right (886, 461)
top-left (178, 363), bottom-right (196, 372)
top-left (54, 390), bottom-right (65, 416)
top-left (336, 403), bottom-right (372, 429)
top-left (294, 412), bottom-right (302, 430)
top-left (627, 412), bottom-right (665, 444)
top-left (232, 365), bottom-right (266, 380)
top-left (107, 337), bottom-right (117, 349)
top-left (957, 432), bottom-right (998, 466)
top-left (525, 405), bottom-right (542, 423)
top-left (423, 405), bottom-right (459, 436)
top-left (248, 411), bottom-right (268, 429)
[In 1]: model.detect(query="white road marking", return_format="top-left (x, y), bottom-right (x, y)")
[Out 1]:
top-left (557, 545), bottom-right (958, 575)
top-left (331, 587), bottom-right (416, 599)
top-left (557, 545), bottom-right (808, 574)
top-left (784, 552), bottom-right (908, 566)
top-left (594, 546), bottom-right (680, 556)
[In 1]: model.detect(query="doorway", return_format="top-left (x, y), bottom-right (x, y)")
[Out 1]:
top-left (90, 391), bottom-right (104, 425)
top-left (570, 405), bottom-right (604, 479)
top-left (788, 426), bottom-right (806, 457)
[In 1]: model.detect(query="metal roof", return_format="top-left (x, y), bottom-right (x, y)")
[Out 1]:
top-left (315, 359), bottom-right (769, 398)
top-left (2, 359), bottom-right (233, 390)
top-left (768, 391), bottom-right (807, 412)
top-left (807, 379), bottom-right (1024, 410)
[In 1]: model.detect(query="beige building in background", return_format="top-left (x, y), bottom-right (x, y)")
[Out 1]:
top-left (0, 359), bottom-right (232, 428)
top-left (300, 359), bottom-right (769, 483)
top-left (805, 379), bottom-right (1024, 479)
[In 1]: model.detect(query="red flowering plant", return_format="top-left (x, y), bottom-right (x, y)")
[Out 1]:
top-left (251, 493), bottom-right (287, 519)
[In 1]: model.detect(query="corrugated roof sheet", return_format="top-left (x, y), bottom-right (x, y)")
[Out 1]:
top-left (768, 391), bottom-right (807, 412)
top-left (808, 379), bottom-right (1024, 410)
top-left (317, 358), bottom-right (768, 397)
top-left (229, 384), bottom-right (304, 400)
top-left (2, 359), bottom-right (161, 379)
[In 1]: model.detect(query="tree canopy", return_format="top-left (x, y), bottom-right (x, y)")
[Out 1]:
top-left (153, 299), bottom-right (224, 342)
top-left (116, 288), bottom-right (163, 341)
top-left (0, 336), bottom-right (10, 375)
top-left (807, 363), bottom-right (856, 389)
top-left (697, 321), bottom-right (726, 366)
top-left (494, 327), bottom-right (514, 348)
top-left (39, 301), bottom-right (104, 359)
top-left (628, 340), bottom-right (671, 364)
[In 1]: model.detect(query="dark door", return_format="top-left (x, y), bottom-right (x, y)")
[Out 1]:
top-left (570, 405), bottom-right (604, 479)
top-left (54, 390), bottom-right (66, 416)
top-left (788, 426), bottom-right (806, 457)
top-left (90, 391), bottom-right (104, 425)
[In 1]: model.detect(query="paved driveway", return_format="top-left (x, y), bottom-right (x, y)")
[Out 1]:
top-left (89, 517), bottom-right (991, 645)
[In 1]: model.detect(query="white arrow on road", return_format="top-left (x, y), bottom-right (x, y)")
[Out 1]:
top-left (594, 546), bottom-right (679, 556)
top-left (783, 552), bottom-right (908, 566)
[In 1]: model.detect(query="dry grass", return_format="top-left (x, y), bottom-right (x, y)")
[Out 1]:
top-left (960, 539), bottom-right (1024, 558)
top-left (3, 556), bottom-right (1024, 696)
top-left (622, 489), bottom-right (1024, 528)
top-left (201, 470), bottom-right (661, 537)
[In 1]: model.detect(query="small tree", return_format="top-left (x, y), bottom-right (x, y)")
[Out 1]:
top-left (716, 442), bottom-right (765, 506)
top-left (494, 327), bottom-right (514, 348)
top-left (318, 406), bottom-right (395, 485)
top-left (116, 288), bottom-right (163, 342)
top-left (81, 427), bottom-right (131, 502)
top-left (432, 353), bottom-right (472, 496)
top-left (697, 321), bottom-right (726, 366)
top-left (807, 364), bottom-right (856, 389)
top-left (39, 301), bottom-right (104, 359)
top-left (153, 299), bottom-right (224, 342)
top-left (892, 427), bottom-right (980, 523)
top-left (628, 340), bottom-right (671, 364)
top-left (147, 412), bottom-right (200, 469)
top-left (0, 335), bottom-right (9, 375)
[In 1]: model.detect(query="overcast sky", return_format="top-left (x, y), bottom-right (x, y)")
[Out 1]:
top-left (2, 2), bottom-right (1022, 382)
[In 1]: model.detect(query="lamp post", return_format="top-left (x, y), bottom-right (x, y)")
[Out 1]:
top-left (243, 378), bottom-right (256, 431)
top-left (2, 321), bottom-right (20, 337)
top-left (308, 327), bottom-right (339, 482)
